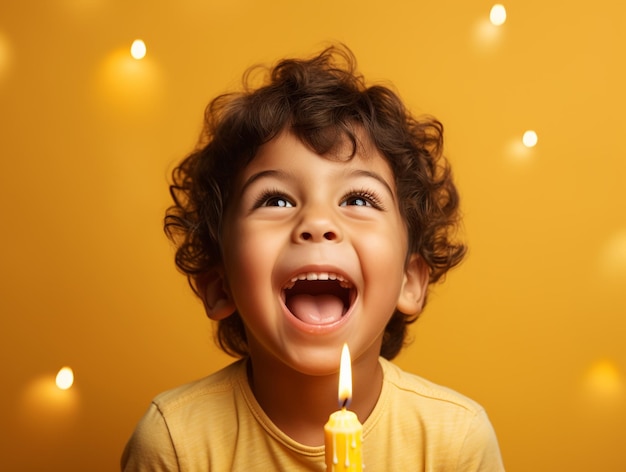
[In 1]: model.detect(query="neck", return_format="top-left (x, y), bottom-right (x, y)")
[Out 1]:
top-left (246, 349), bottom-right (383, 446)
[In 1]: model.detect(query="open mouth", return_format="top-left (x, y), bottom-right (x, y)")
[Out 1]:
top-left (283, 272), bottom-right (354, 325)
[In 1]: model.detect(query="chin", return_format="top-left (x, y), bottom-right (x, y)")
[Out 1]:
top-left (281, 345), bottom-right (346, 377)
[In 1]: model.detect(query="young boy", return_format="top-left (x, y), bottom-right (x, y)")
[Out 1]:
top-left (122, 45), bottom-right (505, 471)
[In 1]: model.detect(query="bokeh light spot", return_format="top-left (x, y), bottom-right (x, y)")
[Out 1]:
top-left (55, 367), bottom-right (74, 390)
top-left (0, 30), bottom-right (12, 81)
top-left (490, 4), bottom-right (507, 26)
top-left (130, 39), bottom-right (146, 60)
top-left (585, 360), bottom-right (623, 398)
top-left (522, 130), bottom-right (538, 148)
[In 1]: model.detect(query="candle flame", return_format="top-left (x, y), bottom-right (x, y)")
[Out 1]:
top-left (338, 343), bottom-right (352, 407)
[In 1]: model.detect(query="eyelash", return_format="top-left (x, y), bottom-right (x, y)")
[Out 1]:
top-left (252, 187), bottom-right (385, 210)
top-left (341, 188), bottom-right (385, 210)
top-left (253, 189), bottom-right (294, 208)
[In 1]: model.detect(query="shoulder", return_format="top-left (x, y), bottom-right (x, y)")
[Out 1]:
top-left (379, 357), bottom-right (484, 415)
top-left (374, 359), bottom-right (505, 470)
top-left (151, 360), bottom-right (244, 416)
top-left (121, 361), bottom-right (247, 471)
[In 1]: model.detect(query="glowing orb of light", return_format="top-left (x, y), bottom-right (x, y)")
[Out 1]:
top-left (490, 4), bottom-right (507, 26)
top-left (522, 130), bottom-right (538, 148)
top-left (55, 367), bottom-right (74, 390)
top-left (130, 39), bottom-right (146, 60)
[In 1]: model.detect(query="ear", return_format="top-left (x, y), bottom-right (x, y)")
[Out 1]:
top-left (196, 268), bottom-right (236, 321)
top-left (396, 254), bottom-right (429, 315)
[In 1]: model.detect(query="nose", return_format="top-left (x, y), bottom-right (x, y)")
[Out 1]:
top-left (293, 206), bottom-right (342, 244)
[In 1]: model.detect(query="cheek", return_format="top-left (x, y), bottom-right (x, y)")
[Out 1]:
top-left (223, 228), bottom-right (280, 293)
top-left (362, 220), bottom-right (407, 259)
top-left (360, 234), bottom-right (406, 280)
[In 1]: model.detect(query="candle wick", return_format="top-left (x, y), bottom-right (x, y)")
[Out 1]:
top-left (341, 397), bottom-right (349, 409)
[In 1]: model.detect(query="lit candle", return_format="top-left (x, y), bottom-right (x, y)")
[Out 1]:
top-left (324, 344), bottom-right (363, 471)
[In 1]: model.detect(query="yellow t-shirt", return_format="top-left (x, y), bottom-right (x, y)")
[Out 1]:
top-left (121, 358), bottom-right (504, 471)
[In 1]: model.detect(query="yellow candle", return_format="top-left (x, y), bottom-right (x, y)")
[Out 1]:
top-left (324, 344), bottom-right (363, 471)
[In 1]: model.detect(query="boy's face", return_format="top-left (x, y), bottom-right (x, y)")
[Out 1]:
top-left (219, 131), bottom-right (425, 375)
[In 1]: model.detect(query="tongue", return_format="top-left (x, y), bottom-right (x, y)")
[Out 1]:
top-left (287, 294), bottom-right (345, 325)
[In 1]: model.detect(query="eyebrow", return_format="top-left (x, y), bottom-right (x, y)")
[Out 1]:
top-left (348, 169), bottom-right (396, 202)
top-left (240, 168), bottom-right (396, 201)
top-left (240, 169), bottom-right (292, 195)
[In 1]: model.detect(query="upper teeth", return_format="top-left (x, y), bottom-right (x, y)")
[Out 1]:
top-left (284, 272), bottom-right (351, 289)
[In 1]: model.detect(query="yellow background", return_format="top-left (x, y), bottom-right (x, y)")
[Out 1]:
top-left (1, 1), bottom-right (624, 470)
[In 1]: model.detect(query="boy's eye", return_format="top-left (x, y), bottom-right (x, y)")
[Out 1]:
top-left (265, 196), bottom-right (293, 208)
top-left (254, 191), bottom-right (294, 208)
top-left (340, 190), bottom-right (383, 209)
top-left (342, 196), bottom-right (372, 207)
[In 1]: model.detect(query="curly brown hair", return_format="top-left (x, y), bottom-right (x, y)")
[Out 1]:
top-left (165, 45), bottom-right (466, 360)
